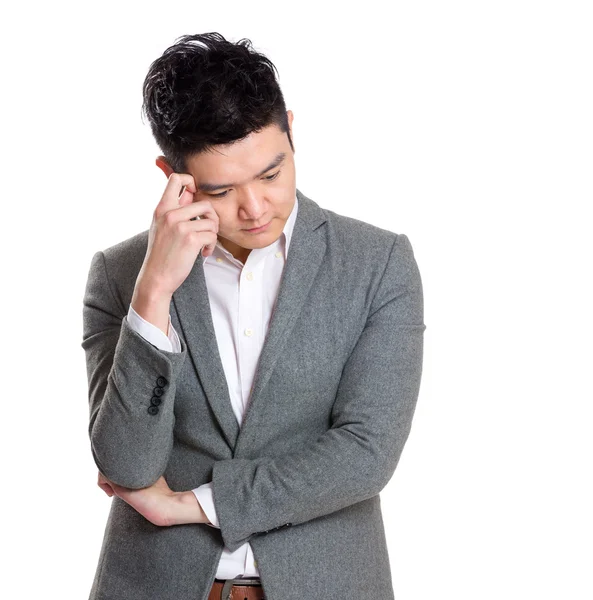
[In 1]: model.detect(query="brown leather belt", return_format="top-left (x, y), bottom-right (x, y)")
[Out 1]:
top-left (208, 577), bottom-right (266, 600)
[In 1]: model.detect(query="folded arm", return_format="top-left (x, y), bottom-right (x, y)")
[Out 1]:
top-left (210, 233), bottom-right (426, 552)
top-left (125, 304), bottom-right (217, 527)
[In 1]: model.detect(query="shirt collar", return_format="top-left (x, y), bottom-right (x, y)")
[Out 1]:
top-left (205, 193), bottom-right (299, 265)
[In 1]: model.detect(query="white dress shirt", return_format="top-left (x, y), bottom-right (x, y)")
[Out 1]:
top-left (126, 195), bottom-right (299, 579)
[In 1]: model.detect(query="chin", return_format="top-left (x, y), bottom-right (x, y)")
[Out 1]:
top-left (250, 233), bottom-right (278, 247)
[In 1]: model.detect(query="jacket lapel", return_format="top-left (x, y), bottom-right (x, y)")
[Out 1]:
top-left (171, 189), bottom-right (327, 454)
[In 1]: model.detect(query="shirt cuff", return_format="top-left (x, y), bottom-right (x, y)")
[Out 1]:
top-left (127, 304), bottom-right (181, 353)
top-left (192, 482), bottom-right (220, 528)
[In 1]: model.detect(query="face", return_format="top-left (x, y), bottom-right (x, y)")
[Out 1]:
top-left (158, 111), bottom-right (296, 264)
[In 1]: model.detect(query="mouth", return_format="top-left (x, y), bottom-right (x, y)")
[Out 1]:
top-left (244, 220), bottom-right (272, 233)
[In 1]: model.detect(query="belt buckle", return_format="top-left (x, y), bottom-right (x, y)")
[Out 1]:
top-left (220, 577), bottom-right (262, 600)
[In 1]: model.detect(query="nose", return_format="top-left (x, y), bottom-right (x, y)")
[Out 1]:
top-left (238, 188), bottom-right (266, 222)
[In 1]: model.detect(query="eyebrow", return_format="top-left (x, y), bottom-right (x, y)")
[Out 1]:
top-left (197, 152), bottom-right (287, 193)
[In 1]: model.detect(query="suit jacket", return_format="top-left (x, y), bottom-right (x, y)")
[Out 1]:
top-left (81, 187), bottom-right (426, 600)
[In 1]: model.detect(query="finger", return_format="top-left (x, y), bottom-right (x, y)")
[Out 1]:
top-left (156, 173), bottom-right (197, 216)
top-left (175, 226), bottom-right (218, 256)
top-left (202, 244), bottom-right (216, 258)
top-left (199, 231), bottom-right (219, 257)
top-left (172, 200), bottom-right (220, 228)
top-left (178, 218), bottom-right (219, 239)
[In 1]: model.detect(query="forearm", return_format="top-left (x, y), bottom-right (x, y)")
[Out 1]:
top-left (82, 251), bottom-right (187, 489)
top-left (211, 232), bottom-right (425, 552)
top-left (88, 316), bottom-right (186, 488)
top-left (171, 491), bottom-right (211, 526)
top-left (212, 360), bottom-right (422, 550)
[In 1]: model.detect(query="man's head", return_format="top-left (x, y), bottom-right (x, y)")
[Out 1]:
top-left (141, 33), bottom-right (296, 263)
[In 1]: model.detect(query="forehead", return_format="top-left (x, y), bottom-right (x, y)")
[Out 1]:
top-left (187, 124), bottom-right (286, 174)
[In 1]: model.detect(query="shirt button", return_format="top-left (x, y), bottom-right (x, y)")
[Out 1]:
top-left (246, 272), bottom-right (254, 281)
top-left (216, 257), bottom-right (223, 263)
top-left (244, 328), bottom-right (253, 337)
top-left (275, 251), bottom-right (282, 258)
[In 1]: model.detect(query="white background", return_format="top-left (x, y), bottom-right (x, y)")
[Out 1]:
top-left (1, 1), bottom-right (591, 598)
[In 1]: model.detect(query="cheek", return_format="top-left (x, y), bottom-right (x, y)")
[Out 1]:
top-left (211, 207), bottom-right (231, 231)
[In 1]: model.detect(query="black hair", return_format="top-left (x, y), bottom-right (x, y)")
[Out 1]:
top-left (141, 32), bottom-right (293, 173)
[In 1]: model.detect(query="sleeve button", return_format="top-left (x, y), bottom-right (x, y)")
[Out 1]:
top-left (150, 396), bottom-right (162, 406)
top-left (156, 376), bottom-right (168, 387)
top-left (147, 405), bottom-right (159, 416)
top-left (153, 387), bottom-right (165, 397)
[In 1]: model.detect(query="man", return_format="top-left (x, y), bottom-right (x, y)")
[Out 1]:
top-left (81, 32), bottom-right (426, 600)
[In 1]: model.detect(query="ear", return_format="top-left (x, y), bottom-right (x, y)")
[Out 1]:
top-left (286, 110), bottom-right (295, 152)
top-left (155, 155), bottom-right (175, 178)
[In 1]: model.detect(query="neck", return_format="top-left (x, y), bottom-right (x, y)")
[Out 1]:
top-left (217, 236), bottom-right (251, 264)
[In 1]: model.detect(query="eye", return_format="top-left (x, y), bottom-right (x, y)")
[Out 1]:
top-left (208, 170), bottom-right (280, 198)
top-left (209, 190), bottom-right (229, 198)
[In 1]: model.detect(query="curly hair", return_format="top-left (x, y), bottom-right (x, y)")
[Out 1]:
top-left (141, 32), bottom-right (293, 173)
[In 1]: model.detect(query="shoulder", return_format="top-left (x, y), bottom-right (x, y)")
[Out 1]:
top-left (322, 206), bottom-right (398, 249)
top-left (322, 207), bottom-right (417, 285)
top-left (297, 189), bottom-right (399, 258)
top-left (304, 196), bottom-right (410, 274)
top-left (100, 229), bottom-right (149, 269)
top-left (90, 229), bottom-right (150, 312)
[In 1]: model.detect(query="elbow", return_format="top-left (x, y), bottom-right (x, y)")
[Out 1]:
top-left (87, 400), bottom-right (174, 490)
top-left (89, 431), bottom-right (165, 490)
top-left (368, 430), bottom-right (413, 495)
top-left (365, 458), bottom-right (396, 497)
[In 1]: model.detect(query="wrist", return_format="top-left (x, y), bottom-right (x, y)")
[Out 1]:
top-left (131, 280), bottom-right (173, 336)
top-left (171, 491), bottom-right (210, 526)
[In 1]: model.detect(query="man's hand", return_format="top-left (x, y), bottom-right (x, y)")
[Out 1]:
top-left (137, 172), bottom-right (220, 300)
top-left (130, 173), bottom-right (220, 336)
top-left (97, 471), bottom-right (210, 527)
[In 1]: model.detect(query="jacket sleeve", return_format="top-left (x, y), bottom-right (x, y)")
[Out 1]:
top-left (128, 305), bottom-right (219, 528)
top-left (211, 233), bottom-right (426, 552)
top-left (81, 250), bottom-right (188, 489)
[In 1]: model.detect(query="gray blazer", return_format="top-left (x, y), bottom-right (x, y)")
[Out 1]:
top-left (81, 188), bottom-right (426, 600)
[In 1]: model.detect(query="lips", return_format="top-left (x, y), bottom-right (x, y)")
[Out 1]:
top-left (245, 220), bottom-right (271, 233)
